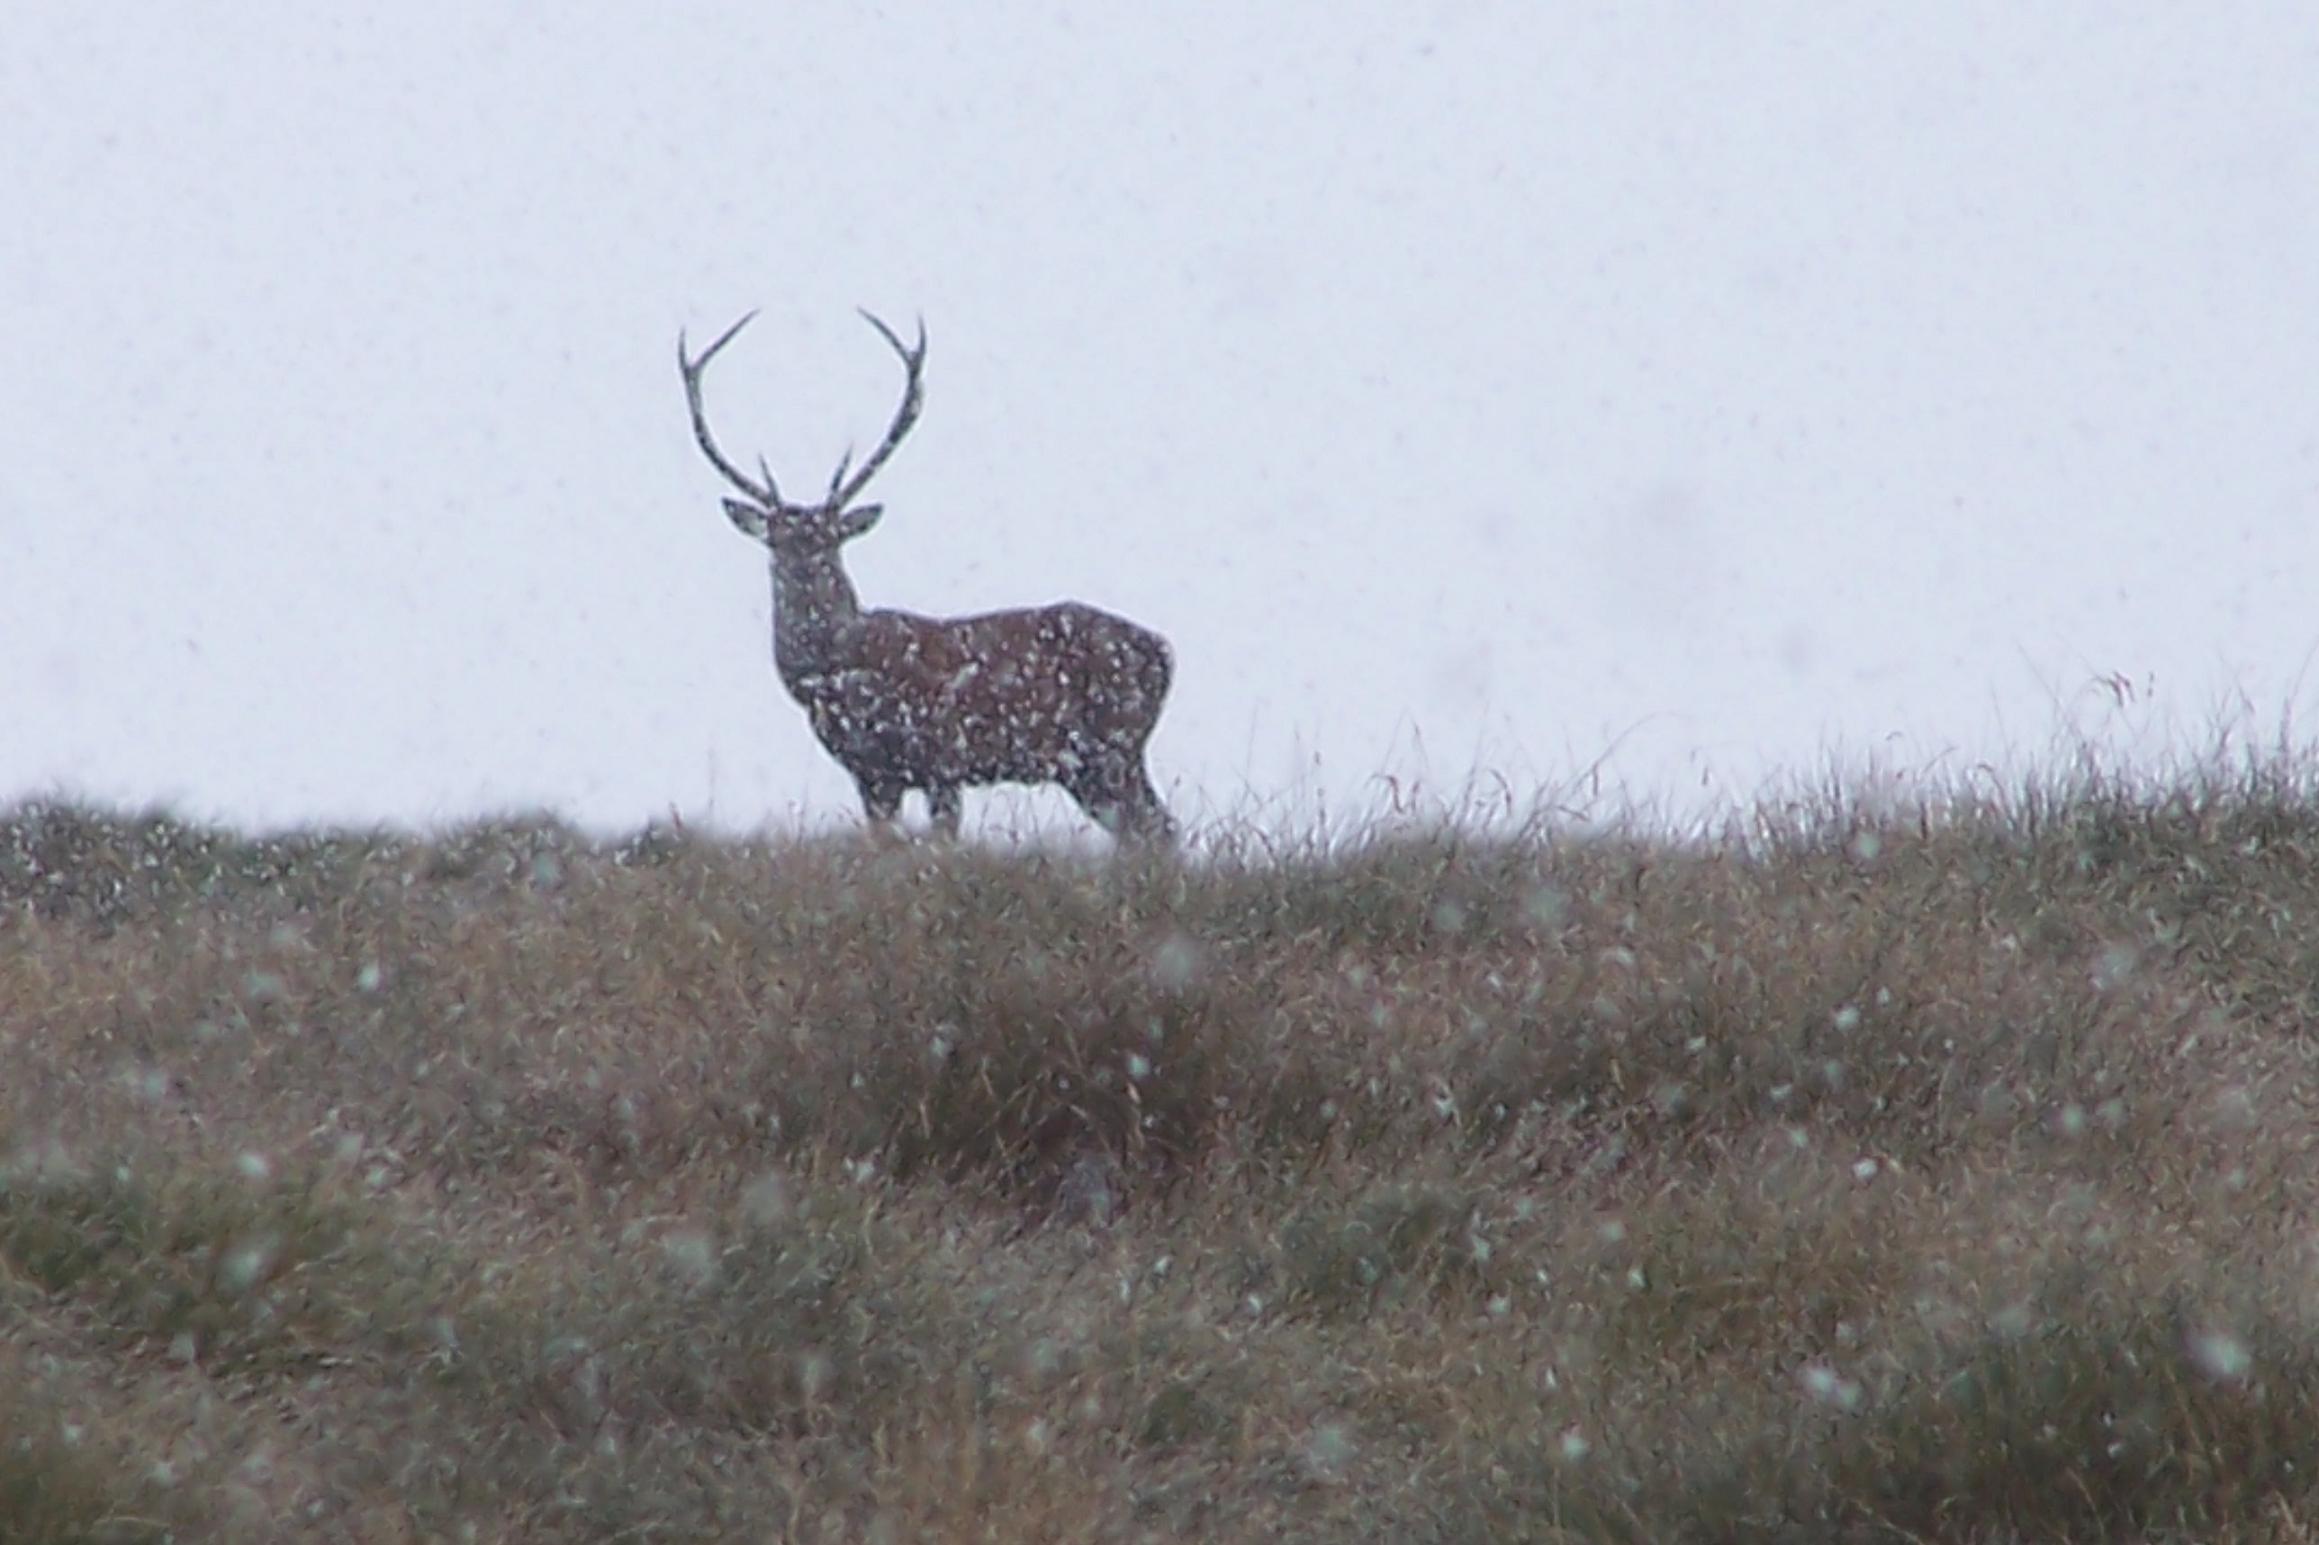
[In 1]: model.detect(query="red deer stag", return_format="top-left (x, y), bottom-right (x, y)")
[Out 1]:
top-left (679, 308), bottom-right (1175, 843)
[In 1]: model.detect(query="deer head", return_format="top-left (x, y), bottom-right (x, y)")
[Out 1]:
top-left (679, 309), bottom-right (930, 677)
top-left (679, 307), bottom-right (924, 554)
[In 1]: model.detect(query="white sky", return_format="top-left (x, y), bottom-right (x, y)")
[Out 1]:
top-left (5, 3), bottom-right (2316, 837)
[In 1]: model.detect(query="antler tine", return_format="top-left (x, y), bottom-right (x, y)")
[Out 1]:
top-left (828, 308), bottom-right (928, 510)
top-left (677, 309), bottom-right (782, 506)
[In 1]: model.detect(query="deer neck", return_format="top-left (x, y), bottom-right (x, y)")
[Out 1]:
top-left (767, 550), bottom-right (867, 686)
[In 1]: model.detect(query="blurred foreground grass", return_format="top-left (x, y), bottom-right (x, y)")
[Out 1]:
top-left (5, 757), bottom-right (2319, 1541)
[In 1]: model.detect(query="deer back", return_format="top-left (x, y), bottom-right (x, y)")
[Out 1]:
top-left (792, 602), bottom-right (1170, 785)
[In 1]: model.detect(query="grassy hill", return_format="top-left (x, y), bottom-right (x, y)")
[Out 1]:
top-left (5, 761), bottom-right (2318, 1541)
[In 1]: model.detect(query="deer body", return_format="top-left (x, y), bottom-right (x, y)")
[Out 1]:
top-left (682, 310), bottom-right (1174, 842)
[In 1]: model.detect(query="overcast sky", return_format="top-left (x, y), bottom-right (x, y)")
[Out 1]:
top-left (5, 3), bottom-right (2315, 838)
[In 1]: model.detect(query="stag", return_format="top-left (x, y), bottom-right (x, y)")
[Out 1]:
top-left (679, 308), bottom-right (1175, 843)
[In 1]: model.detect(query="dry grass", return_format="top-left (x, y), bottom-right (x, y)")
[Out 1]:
top-left (6, 752), bottom-right (2319, 1541)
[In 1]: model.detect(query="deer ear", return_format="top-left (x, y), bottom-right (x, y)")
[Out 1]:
top-left (836, 504), bottom-right (883, 540)
top-left (722, 498), bottom-right (772, 542)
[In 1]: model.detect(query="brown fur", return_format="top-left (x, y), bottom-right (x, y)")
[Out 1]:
top-left (681, 311), bottom-right (1175, 841)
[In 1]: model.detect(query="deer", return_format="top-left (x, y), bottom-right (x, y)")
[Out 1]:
top-left (679, 308), bottom-right (1176, 844)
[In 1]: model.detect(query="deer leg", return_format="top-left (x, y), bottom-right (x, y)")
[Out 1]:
top-left (927, 785), bottom-right (963, 840)
top-left (856, 779), bottom-right (906, 840)
top-left (1063, 754), bottom-right (1171, 846)
top-left (1096, 761), bottom-right (1173, 847)
top-left (1054, 751), bottom-right (1112, 827)
top-left (1056, 767), bottom-right (1115, 836)
top-left (1120, 763), bottom-right (1176, 846)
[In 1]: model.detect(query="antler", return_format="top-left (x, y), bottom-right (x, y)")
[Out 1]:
top-left (678, 311), bottom-right (781, 506)
top-left (825, 309), bottom-right (927, 510)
